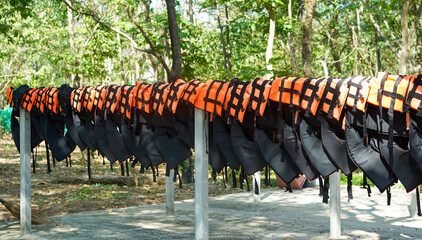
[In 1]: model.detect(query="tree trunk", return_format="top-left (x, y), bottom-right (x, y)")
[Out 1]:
top-left (67, 3), bottom-right (76, 86)
top-left (288, 0), bottom-right (297, 73)
top-left (216, 1), bottom-right (228, 72)
top-left (165, 0), bottom-right (182, 83)
top-left (302, 0), bottom-right (318, 77)
top-left (330, 14), bottom-right (341, 74)
top-left (265, 6), bottom-right (276, 79)
top-left (117, 33), bottom-right (124, 83)
top-left (399, 0), bottom-right (411, 75)
top-left (225, 2), bottom-right (232, 72)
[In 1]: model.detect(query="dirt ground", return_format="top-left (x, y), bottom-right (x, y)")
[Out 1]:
top-left (0, 133), bottom-right (250, 222)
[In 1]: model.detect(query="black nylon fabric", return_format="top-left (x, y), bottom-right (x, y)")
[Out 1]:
top-left (83, 117), bottom-right (105, 156)
top-left (121, 118), bottom-right (152, 168)
top-left (94, 113), bottom-right (117, 164)
top-left (154, 127), bottom-right (192, 169)
top-left (72, 113), bottom-right (97, 151)
top-left (11, 85), bottom-right (30, 111)
top-left (174, 103), bottom-right (194, 148)
top-left (282, 117), bottom-right (319, 181)
top-left (11, 109), bottom-right (43, 152)
top-left (63, 112), bottom-right (87, 151)
top-left (299, 116), bottom-right (338, 178)
top-left (321, 117), bottom-right (357, 176)
top-left (105, 116), bottom-right (133, 163)
top-left (209, 125), bottom-right (227, 172)
top-left (379, 134), bottom-right (422, 192)
top-left (141, 125), bottom-right (165, 166)
top-left (409, 117), bottom-right (422, 169)
top-left (344, 114), bottom-right (396, 193)
top-left (230, 121), bottom-right (267, 175)
top-left (45, 115), bottom-right (75, 161)
top-left (255, 128), bottom-right (300, 184)
top-left (212, 116), bottom-right (241, 169)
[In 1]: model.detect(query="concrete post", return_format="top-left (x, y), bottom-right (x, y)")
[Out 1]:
top-left (20, 108), bottom-right (31, 235)
top-left (166, 166), bottom-right (175, 215)
top-left (194, 109), bottom-right (209, 240)
top-left (330, 171), bottom-right (341, 238)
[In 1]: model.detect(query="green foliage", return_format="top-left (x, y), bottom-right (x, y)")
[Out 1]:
top-left (70, 183), bottom-right (127, 201)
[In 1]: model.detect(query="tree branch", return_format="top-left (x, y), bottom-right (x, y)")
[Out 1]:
top-left (62, 0), bottom-right (150, 55)
top-left (127, 7), bottom-right (171, 76)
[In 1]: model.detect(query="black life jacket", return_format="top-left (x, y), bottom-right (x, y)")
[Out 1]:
top-left (298, 78), bottom-right (338, 178)
top-left (208, 123), bottom-right (228, 173)
top-left (344, 112), bottom-right (397, 193)
top-left (94, 112), bottom-right (118, 164)
top-left (120, 116), bottom-right (152, 168)
top-left (174, 102), bottom-right (195, 149)
top-left (375, 73), bottom-right (422, 192)
top-left (11, 108), bottom-right (43, 152)
top-left (317, 77), bottom-right (357, 176)
top-left (141, 125), bottom-right (165, 166)
top-left (409, 112), bottom-right (422, 170)
top-left (255, 127), bottom-right (300, 184)
top-left (154, 127), bottom-right (192, 169)
top-left (211, 115), bottom-right (241, 169)
top-left (105, 115), bottom-right (133, 164)
top-left (230, 121), bottom-right (267, 175)
top-left (298, 115), bottom-right (338, 178)
top-left (274, 76), bottom-right (319, 181)
top-left (320, 117), bottom-right (357, 176)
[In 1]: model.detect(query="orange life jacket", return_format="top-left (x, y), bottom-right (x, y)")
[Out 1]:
top-left (93, 85), bottom-right (107, 112)
top-left (318, 77), bottom-right (349, 121)
top-left (165, 79), bottom-right (187, 113)
top-left (150, 82), bottom-right (170, 115)
top-left (81, 86), bottom-right (97, 114)
top-left (71, 87), bottom-right (86, 113)
top-left (181, 79), bottom-right (206, 104)
top-left (194, 80), bottom-right (230, 116)
top-left (269, 77), bottom-right (309, 108)
top-left (6, 86), bottom-right (13, 106)
top-left (345, 76), bottom-right (371, 112)
top-left (103, 85), bottom-right (118, 113)
top-left (247, 78), bottom-right (271, 116)
top-left (132, 82), bottom-right (151, 113)
top-left (300, 77), bottom-right (327, 117)
top-left (405, 73), bottom-right (422, 112)
top-left (119, 85), bottom-right (136, 119)
top-left (45, 87), bottom-right (60, 114)
top-left (367, 72), bottom-right (410, 112)
top-left (21, 88), bottom-right (38, 113)
top-left (224, 79), bottom-right (251, 122)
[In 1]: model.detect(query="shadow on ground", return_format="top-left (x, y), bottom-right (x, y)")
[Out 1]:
top-left (1, 186), bottom-right (421, 240)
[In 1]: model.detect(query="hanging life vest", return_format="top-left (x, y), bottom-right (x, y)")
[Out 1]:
top-left (181, 79), bottom-right (206, 104)
top-left (247, 78), bottom-right (272, 116)
top-left (224, 78), bottom-right (251, 122)
top-left (165, 79), bottom-right (187, 113)
top-left (194, 79), bottom-right (230, 117)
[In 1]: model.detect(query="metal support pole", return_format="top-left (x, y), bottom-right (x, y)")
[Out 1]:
top-left (165, 164), bottom-right (175, 215)
top-left (20, 108), bottom-right (31, 234)
top-left (330, 171), bottom-right (341, 238)
top-left (194, 109), bottom-right (209, 240)
top-left (252, 171), bottom-right (261, 202)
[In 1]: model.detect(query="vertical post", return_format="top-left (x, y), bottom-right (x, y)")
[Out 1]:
top-left (409, 189), bottom-right (420, 217)
top-left (20, 108), bottom-right (31, 234)
top-left (166, 164), bottom-right (175, 215)
top-left (194, 108), bottom-right (209, 240)
top-left (330, 171), bottom-right (341, 238)
top-left (252, 171), bottom-right (261, 202)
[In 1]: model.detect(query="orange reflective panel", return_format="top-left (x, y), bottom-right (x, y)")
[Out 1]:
top-left (247, 78), bottom-right (271, 116)
top-left (367, 72), bottom-right (410, 112)
top-left (345, 76), bottom-right (371, 112)
top-left (194, 80), bottom-right (230, 116)
top-left (165, 79), bottom-right (187, 113)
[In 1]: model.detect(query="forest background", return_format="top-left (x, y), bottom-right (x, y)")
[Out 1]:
top-left (0, 0), bottom-right (421, 106)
